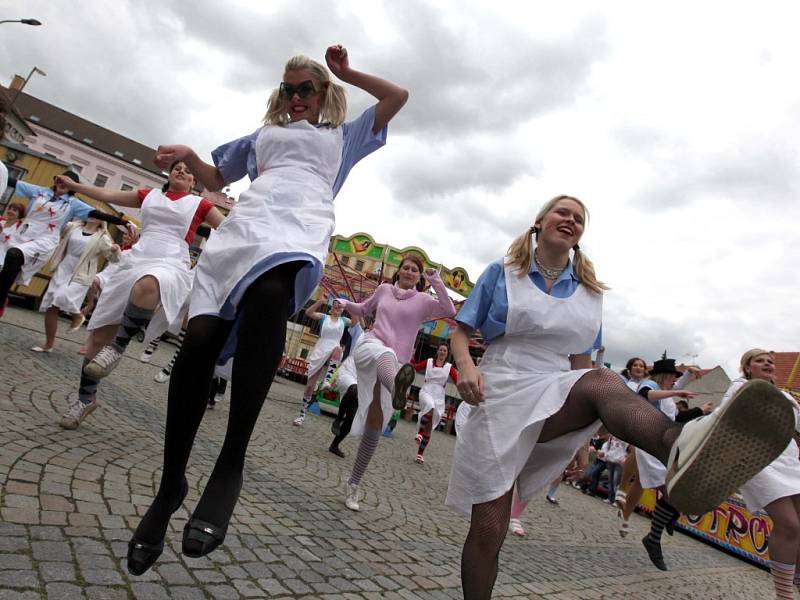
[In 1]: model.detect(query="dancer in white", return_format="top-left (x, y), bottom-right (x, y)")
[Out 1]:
top-left (53, 162), bottom-right (223, 430)
top-left (293, 297), bottom-right (350, 426)
top-left (339, 254), bottom-right (456, 510)
top-left (32, 218), bottom-right (119, 352)
top-left (446, 194), bottom-right (794, 600)
top-left (411, 343), bottom-right (458, 464)
top-left (127, 46), bottom-right (407, 575)
top-left (722, 349), bottom-right (800, 599)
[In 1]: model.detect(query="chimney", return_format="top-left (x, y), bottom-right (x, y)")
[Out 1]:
top-left (9, 75), bottom-right (26, 91)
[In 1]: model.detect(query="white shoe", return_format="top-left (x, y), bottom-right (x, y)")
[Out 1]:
top-left (345, 483), bottom-right (360, 511)
top-left (68, 315), bottom-right (85, 333)
top-left (153, 370), bottom-right (170, 383)
top-left (215, 392), bottom-right (224, 403)
top-left (83, 345), bottom-right (123, 380)
top-left (508, 518), bottom-right (525, 537)
top-left (31, 345), bottom-right (53, 353)
top-left (59, 398), bottom-right (98, 430)
top-left (292, 415), bottom-right (305, 427)
top-left (666, 379), bottom-right (794, 515)
top-left (139, 351), bottom-right (153, 363)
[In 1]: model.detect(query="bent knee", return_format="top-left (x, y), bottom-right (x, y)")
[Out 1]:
top-left (133, 275), bottom-right (160, 297)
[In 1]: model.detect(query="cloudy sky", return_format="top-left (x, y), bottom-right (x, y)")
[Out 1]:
top-left (3, 0), bottom-right (799, 374)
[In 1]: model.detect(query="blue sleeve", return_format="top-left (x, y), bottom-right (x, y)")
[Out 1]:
top-left (211, 129), bottom-right (260, 184)
top-left (67, 197), bottom-right (94, 222)
top-left (332, 105), bottom-right (388, 197)
top-left (455, 260), bottom-right (504, 336)
top-left (342, 317), bottom-right (351, 328)
top-left (13, 180), bottom-right (46, 199)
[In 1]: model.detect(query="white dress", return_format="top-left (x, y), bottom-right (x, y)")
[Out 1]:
top-left (88, 189), bottom-right (201, 330)
top-left (417, 359), bottom-right (452, 433)
top-left (723, 378), bottom-right (800, 511)
top-left (40, 226), bottom-right (93, 313)
top-left (446, 260), bottom-right (603, 515)
top-left (306, 315), bottom-right (348, 379)
top-left (635, 380), bottom-right (678, 489)
top-left (336, 354), bottom-right (359, 395)
top-left (0, 219), bottom-right (21, 266)
top-left (454, 401), bottom-right (473, 434)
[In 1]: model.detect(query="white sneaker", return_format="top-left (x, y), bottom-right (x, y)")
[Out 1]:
top-left (215, 392), bottom-right (224, 404)
top-left (666, 379), bottom-right (794, 515)
top-left (153, 370), bottom-right (170, 383)
top-left (59, 398), bottom-right (98, 430)
top-left (508, 518), bottom-right (525, 537)
top-left (139, 351), bottom-right (153, 363)
top-left (83, 345), bottom-right (123, 380)
top-left (345, 483), bottom-right (360, 511)
top-left (292, 415), bottom-right (305, 427)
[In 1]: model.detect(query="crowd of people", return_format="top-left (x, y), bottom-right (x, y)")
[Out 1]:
top-left (1, 47), bottom-right (799, 600)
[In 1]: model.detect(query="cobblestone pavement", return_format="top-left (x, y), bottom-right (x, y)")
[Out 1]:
top-left (0, 306), bottom-right (775, 599)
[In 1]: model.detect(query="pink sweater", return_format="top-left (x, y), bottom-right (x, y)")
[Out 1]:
top-left (342, 273), bottom-right (456, 363)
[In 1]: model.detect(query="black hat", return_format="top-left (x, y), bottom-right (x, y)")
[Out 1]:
top-left (61, 170), bottom-right (80, 183)
top-left (649, 358), bottom-right (682, 377)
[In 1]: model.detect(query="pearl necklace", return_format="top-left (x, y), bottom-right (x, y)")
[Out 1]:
top-left (534, 250), bottom-right (566, 280)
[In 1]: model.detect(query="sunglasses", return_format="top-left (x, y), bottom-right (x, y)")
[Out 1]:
top-left (279, 80), bottom-right (321, 100)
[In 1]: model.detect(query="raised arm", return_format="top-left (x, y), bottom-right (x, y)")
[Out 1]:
top-left (153, 146), bottom-right (226, 192)
top-left (424, 269), bottom-right (457, 320)
top-left (304, 298), bottom-right (326, 321)
top-left (326, 45), bottom-right (409, 133)
top-left (54, 175), bottom-right (140, 209)
top-left (340, 287), bottom-right (381, 318)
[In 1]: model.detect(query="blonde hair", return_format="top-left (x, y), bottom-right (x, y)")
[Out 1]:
top-left (506, 195), bottom-right (609, 294)
top-left (740, 348), bottom-right (773, 380)
top-left (651, 372), bottom-right (676, 388)
top-left (262, 55), bottom-right (347, 127)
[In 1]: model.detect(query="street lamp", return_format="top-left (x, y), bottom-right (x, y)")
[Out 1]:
top-left (8, 66), bottom-right (47, 110)
top-left (0, 19), bottom-right (42, 26)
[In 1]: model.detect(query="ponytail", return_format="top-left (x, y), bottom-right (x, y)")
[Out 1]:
top-left (506, 227), bottom-right (535, 277)
top-left (573, 246), bottom-right (609, 294)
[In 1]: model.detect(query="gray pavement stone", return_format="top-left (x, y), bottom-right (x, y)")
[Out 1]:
top-left (44, 583), bottom-right (84, 600)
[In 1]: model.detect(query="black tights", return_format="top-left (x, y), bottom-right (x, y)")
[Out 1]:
top-left (462, 368), bottom-right (683, 600)
top-left (331, 384), bottom-right (358, 448)
top-left (0, 248), bottom-right (24, 306)
top-left (133, 261), bottom-right (302, 546)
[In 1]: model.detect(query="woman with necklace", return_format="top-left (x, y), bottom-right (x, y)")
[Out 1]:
top-left (447, 194), bottom-right (794, 600)
top-left (338, 253), bottom-right (456, 510)
top-left (411, 343), bottom-right (458, 464)
top-left (293, 297), bottom-right (350, 426)
top-left (32, 217), bottom-right (120, 352)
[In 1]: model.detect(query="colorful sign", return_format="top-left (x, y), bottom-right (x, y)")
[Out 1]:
top-left (638, 490), bottom-right (771, 567)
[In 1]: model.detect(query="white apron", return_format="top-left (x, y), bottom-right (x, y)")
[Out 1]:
top-left (189, 121), bottom-right (343, 325)
top-left (13, 194), bottom-right (76, 285)
top-left (349, 336), bottom-right (399, 438)
top-left (417, 359), bottom-right (452, 433)
top-left (306, 315), bottom-right (346, 378)
top-left (0, 220), bottom-right (21, 266)
top-left (88, 189), bottom-right (200, 330)
top-left (446, 260), bottom-right (603, 516)
top-left (635, 382), bottom-right (677, 489)
top-left (724, 378), bottom-right (800, 511)
top-left (335, 355), bottom-right (358, 395)
top-left (40, 226), bottom-right (93, 314)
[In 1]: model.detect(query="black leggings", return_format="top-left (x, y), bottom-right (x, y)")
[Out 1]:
top-left (332, 384), bottom-right (358, 447)
top-left (133, 261), bottom-right (303, 545)
top-left (0, 248), bottom-right (24, 305)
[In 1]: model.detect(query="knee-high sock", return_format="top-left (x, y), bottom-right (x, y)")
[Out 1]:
top-left (647, 497), bottom-right (679, 546)
top-left (376, 352), bottom-right (398, 391)
top-left (348, 428), bottom-right (382, 486)
top-left (142, 338), bottom-right (160, 358)
top-left (770, 560), bottom-right (795, 599)
top-left (111, 301), bottom-right (155, 353)
top-left (0, 248), bottom-right (24, 306)
top-left (160, 329), bottom-right (185, 376)
top-left (510, 487), bottom-right (530, 519)
top-left (78, 358), bottom-right (99, 405)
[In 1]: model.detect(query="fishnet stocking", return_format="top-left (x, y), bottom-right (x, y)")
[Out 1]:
top-left (462, 488), bottom-right (513, 600)
top-left (539, 369), bottom-right (682, 464)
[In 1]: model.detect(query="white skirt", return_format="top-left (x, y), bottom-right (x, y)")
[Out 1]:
top-left (349, 336), bottom-right (398, 438)
top-left (417, 387), bottom-right (445, 433)
top-left (15, 236), bottom-right (58, 286)
top-left (635, 448), bottom-right (667, 490)
top-left (306, 339), bottom-right (339, 380)
top-left (40, 257), bottom-right (90, 314)
top-left (88, 251), bottom-right (192, 331)
top-left (446, 354), bottom-right (598, 516)
top-left (739, 439), bottom-right (800, 511)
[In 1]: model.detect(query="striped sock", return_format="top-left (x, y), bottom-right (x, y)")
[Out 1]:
top-left (111, 302), bottom-right (154, 353)
top-left (647, 498), bottom-right (679, 546)
top-left (142, 338), bottom-right (159, 357)
top-left (299, 394), bottom-right (313, 418)
top-left (348, 428), bottom-right (381, 486)
top-left (161, 329), bottom-right (185, 376)
top-left (418, 434), bottom-right (430, 455)
top-left (78, 358), bottom-right (99, 405)
top-left (376, 353), bottom-right (398, 391)
top-left (770, 560), bottom-right (795, 599)
top-left (794, 565), bottom-right (800, 590)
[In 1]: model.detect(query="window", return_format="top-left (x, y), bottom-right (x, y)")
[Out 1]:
top-left (83, 138), bottom-right (93, 144)
top-left (114, 151), bottom-right (124, 158)
top-left (132, 158), bottom-right (142, 165)
top-left (341, 255), bottom-right (350, 266)
top-left (63, 129), bottom-right (74, 136)
top-left (300, 348), bottom-right (309, 359)
top-left (120, 184), bottom-right (133, 191)
top-left (355, 259), bottom-right (365, 272)
top-left (71, 164), bottom-right (83, 174)
top-left (94, 174), bottom-right (108, 187)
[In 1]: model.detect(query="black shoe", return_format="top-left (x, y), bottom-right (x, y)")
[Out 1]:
top-left (641, 536), bottom-right (668, 571)
top-left (207, 401), bottom-right (216, 410)
top-left (329, 445), bottom-right (345, 458)
top-left (392, 364), bottom-right (415, 410)
top-left (181, 475), bottom-right (242, 558)
top-left (545, 495), bottom-right (559, 505)
top-left (127, 478), bottom-right (188, 575)
top-left (331, 419), bottom-right (342, 436)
